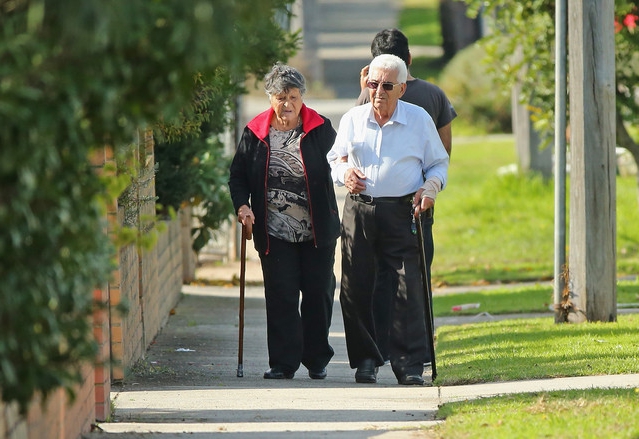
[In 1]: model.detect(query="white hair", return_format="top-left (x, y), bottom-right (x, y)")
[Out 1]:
top-left (369, 54), bottom-right (407, 83)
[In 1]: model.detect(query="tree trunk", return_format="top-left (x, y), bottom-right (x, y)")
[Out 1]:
top-left (439, 0), bottom-right (483, 60)
top-left (512, 84), bottom-right (553, 179)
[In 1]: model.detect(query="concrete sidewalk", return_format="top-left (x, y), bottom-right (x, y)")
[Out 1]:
top-left (92, 283), bottom-right (639, 438)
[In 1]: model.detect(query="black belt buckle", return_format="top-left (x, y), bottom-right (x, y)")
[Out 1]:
top-left (352, 194), bottom-right (374, 204)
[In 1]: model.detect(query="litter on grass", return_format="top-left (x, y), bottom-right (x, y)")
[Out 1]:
top-left (451, 303), bottom-right (480, 312)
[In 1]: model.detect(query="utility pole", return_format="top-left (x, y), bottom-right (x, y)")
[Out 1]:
top-left (567, 0), bottom-right (617, 323)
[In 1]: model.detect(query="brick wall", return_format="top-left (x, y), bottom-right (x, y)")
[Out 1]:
top-left (110, 130), bottom-right (182, 380)
top-left (17, 348), bottom-right (95, 439)
top-left (1, 136), bottom-right (189, 438)
top-left (150, 216), bottom-right (184, 338)
top-left (110, 241), bottom-right (143, 382)
top-left (110, 216), bottom-right (183, 382)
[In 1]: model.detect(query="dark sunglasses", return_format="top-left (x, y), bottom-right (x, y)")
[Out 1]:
top-left (366, 81), bottom-right (401, 91)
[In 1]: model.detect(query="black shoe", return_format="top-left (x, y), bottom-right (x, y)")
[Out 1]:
top-left (263, 367), bottom-right (294, 379)
top-left (398, 374), bottom-right (424, 386)
top-left (355, 359), bottom-right (378, 384)
top-left (308, 368), bottom-right (327, 379)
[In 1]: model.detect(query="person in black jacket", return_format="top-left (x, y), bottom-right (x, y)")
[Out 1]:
top-left (229, 63), bottom-right (340, 380)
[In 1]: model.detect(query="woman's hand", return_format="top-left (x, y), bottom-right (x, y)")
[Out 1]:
top-left (237, 205), bottom-right (254, 239)
top-left (237, 205), bottom-right (254, 225)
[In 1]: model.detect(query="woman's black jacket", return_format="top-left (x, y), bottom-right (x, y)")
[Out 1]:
top-left (228, 104), bottom-right (340, 255)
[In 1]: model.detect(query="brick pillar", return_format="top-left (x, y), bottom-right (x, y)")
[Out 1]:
top-left (90, 145), bottom-right (115, 421)
top-left (93, 288), bottom-right (112, 422)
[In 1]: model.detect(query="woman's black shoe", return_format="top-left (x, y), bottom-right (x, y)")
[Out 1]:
top-left (263, 367), bottom-right (295, 379)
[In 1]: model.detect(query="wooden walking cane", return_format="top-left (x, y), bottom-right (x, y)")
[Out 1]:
top-left (237, 221), bottom-right (252, 378)
top-left (414, 208), bottom-right (437, 381)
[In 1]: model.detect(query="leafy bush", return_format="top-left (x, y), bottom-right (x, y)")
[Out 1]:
top-left (154, 72), bottom-right (241, 253)
top-left (438, 43), bottom-right (512, 134)
top-left (0, 143), bottom-right (114, 413)
top-left (0, 0), bottom-right (296, 414)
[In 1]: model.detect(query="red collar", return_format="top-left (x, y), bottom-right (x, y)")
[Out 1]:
top-left (247, 104), bottom-right (325, 140)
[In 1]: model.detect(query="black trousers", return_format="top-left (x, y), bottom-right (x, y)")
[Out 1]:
top-left (372, 211), bottom-right (434, 362)
top-left (259, 236), bottom-right (336, 373)
top-left (340, 195), bottom-right (429, 379)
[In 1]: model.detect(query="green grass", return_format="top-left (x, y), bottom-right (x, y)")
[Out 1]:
top-left (429, 314), bottom-right (639, 437)
top-left (433, 389), bottom-right (639, 439)
top-left (432, 280), bottom-right (639, 317)
top-left (429, 280), bottom-right (639, 438)
top-left (435, 314), bottom-right (639, 386)
top-left (430, 137), bottom-right (639, 286)
top-left (399, 0), bottom-right (441, 47)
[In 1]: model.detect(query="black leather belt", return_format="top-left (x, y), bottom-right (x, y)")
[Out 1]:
top-left (349, 193), bottom-right (434, 218)
top-left (349, 194), bottom-right (412, 204)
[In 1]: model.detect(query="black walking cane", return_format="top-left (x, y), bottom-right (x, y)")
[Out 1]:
top-left (237, 221), bottom-right (252, 378)
top-left (414, 208), bottom-right (437, 381)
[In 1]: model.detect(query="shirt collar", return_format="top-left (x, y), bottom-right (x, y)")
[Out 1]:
top-left (367, 100), bottom-right (408, 126)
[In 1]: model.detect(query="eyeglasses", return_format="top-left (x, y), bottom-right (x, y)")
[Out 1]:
top-left (366, 81), bottom-right (401, 91)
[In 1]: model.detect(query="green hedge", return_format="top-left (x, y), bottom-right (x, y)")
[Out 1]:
top-left (0, 0), bottom-right (296, 414)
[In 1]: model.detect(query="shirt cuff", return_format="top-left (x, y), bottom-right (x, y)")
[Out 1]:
top-left (333, 162), bottom-right (350, 185)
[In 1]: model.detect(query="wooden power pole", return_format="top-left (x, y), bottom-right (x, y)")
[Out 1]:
top-left (567, 0), bottom-right (617, 323)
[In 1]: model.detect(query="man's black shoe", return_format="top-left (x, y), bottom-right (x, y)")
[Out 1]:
top-left (263, 367), bottom-right (295, 379)
top-left (355, 359), bottom-right (378, 383)
top-left (398, 374), bottom-right (424, 385)
top-left (308, 368), bottom-right (327, 379)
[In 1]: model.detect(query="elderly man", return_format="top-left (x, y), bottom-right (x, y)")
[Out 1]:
top-left (357, 28), bottom-right (457, 366)
top-left (327, 54), bottom-right (449, 386)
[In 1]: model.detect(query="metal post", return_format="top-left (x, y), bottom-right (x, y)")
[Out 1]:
top-left (553, 0), bottom-right (568, 322)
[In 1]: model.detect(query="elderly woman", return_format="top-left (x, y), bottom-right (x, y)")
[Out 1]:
top-left (229, 63), bottom-right (340, 380)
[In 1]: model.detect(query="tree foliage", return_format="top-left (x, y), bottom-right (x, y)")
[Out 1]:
top-left (464, 0), bottom-right (639, 165)
top-left (155, 72), bottom-right (242, 254)
top-left (0, 0), bottom-right (295, 414)
top-left (152, 2), bottom-right (298, 254)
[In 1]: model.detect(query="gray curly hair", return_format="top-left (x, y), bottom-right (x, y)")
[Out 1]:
top-left (264, 63), bottom-right (306, 97)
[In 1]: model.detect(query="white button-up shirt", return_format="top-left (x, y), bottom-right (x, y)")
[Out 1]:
top-left (327, 100), bottom-right (449, 198)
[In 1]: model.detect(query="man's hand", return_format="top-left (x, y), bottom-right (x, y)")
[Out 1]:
top-left (345, 167), bottom-right (367, 194)
top-left (359, 64), bottom-right (370, 91)
top-left (413, 188), bottom-right (435, 214)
